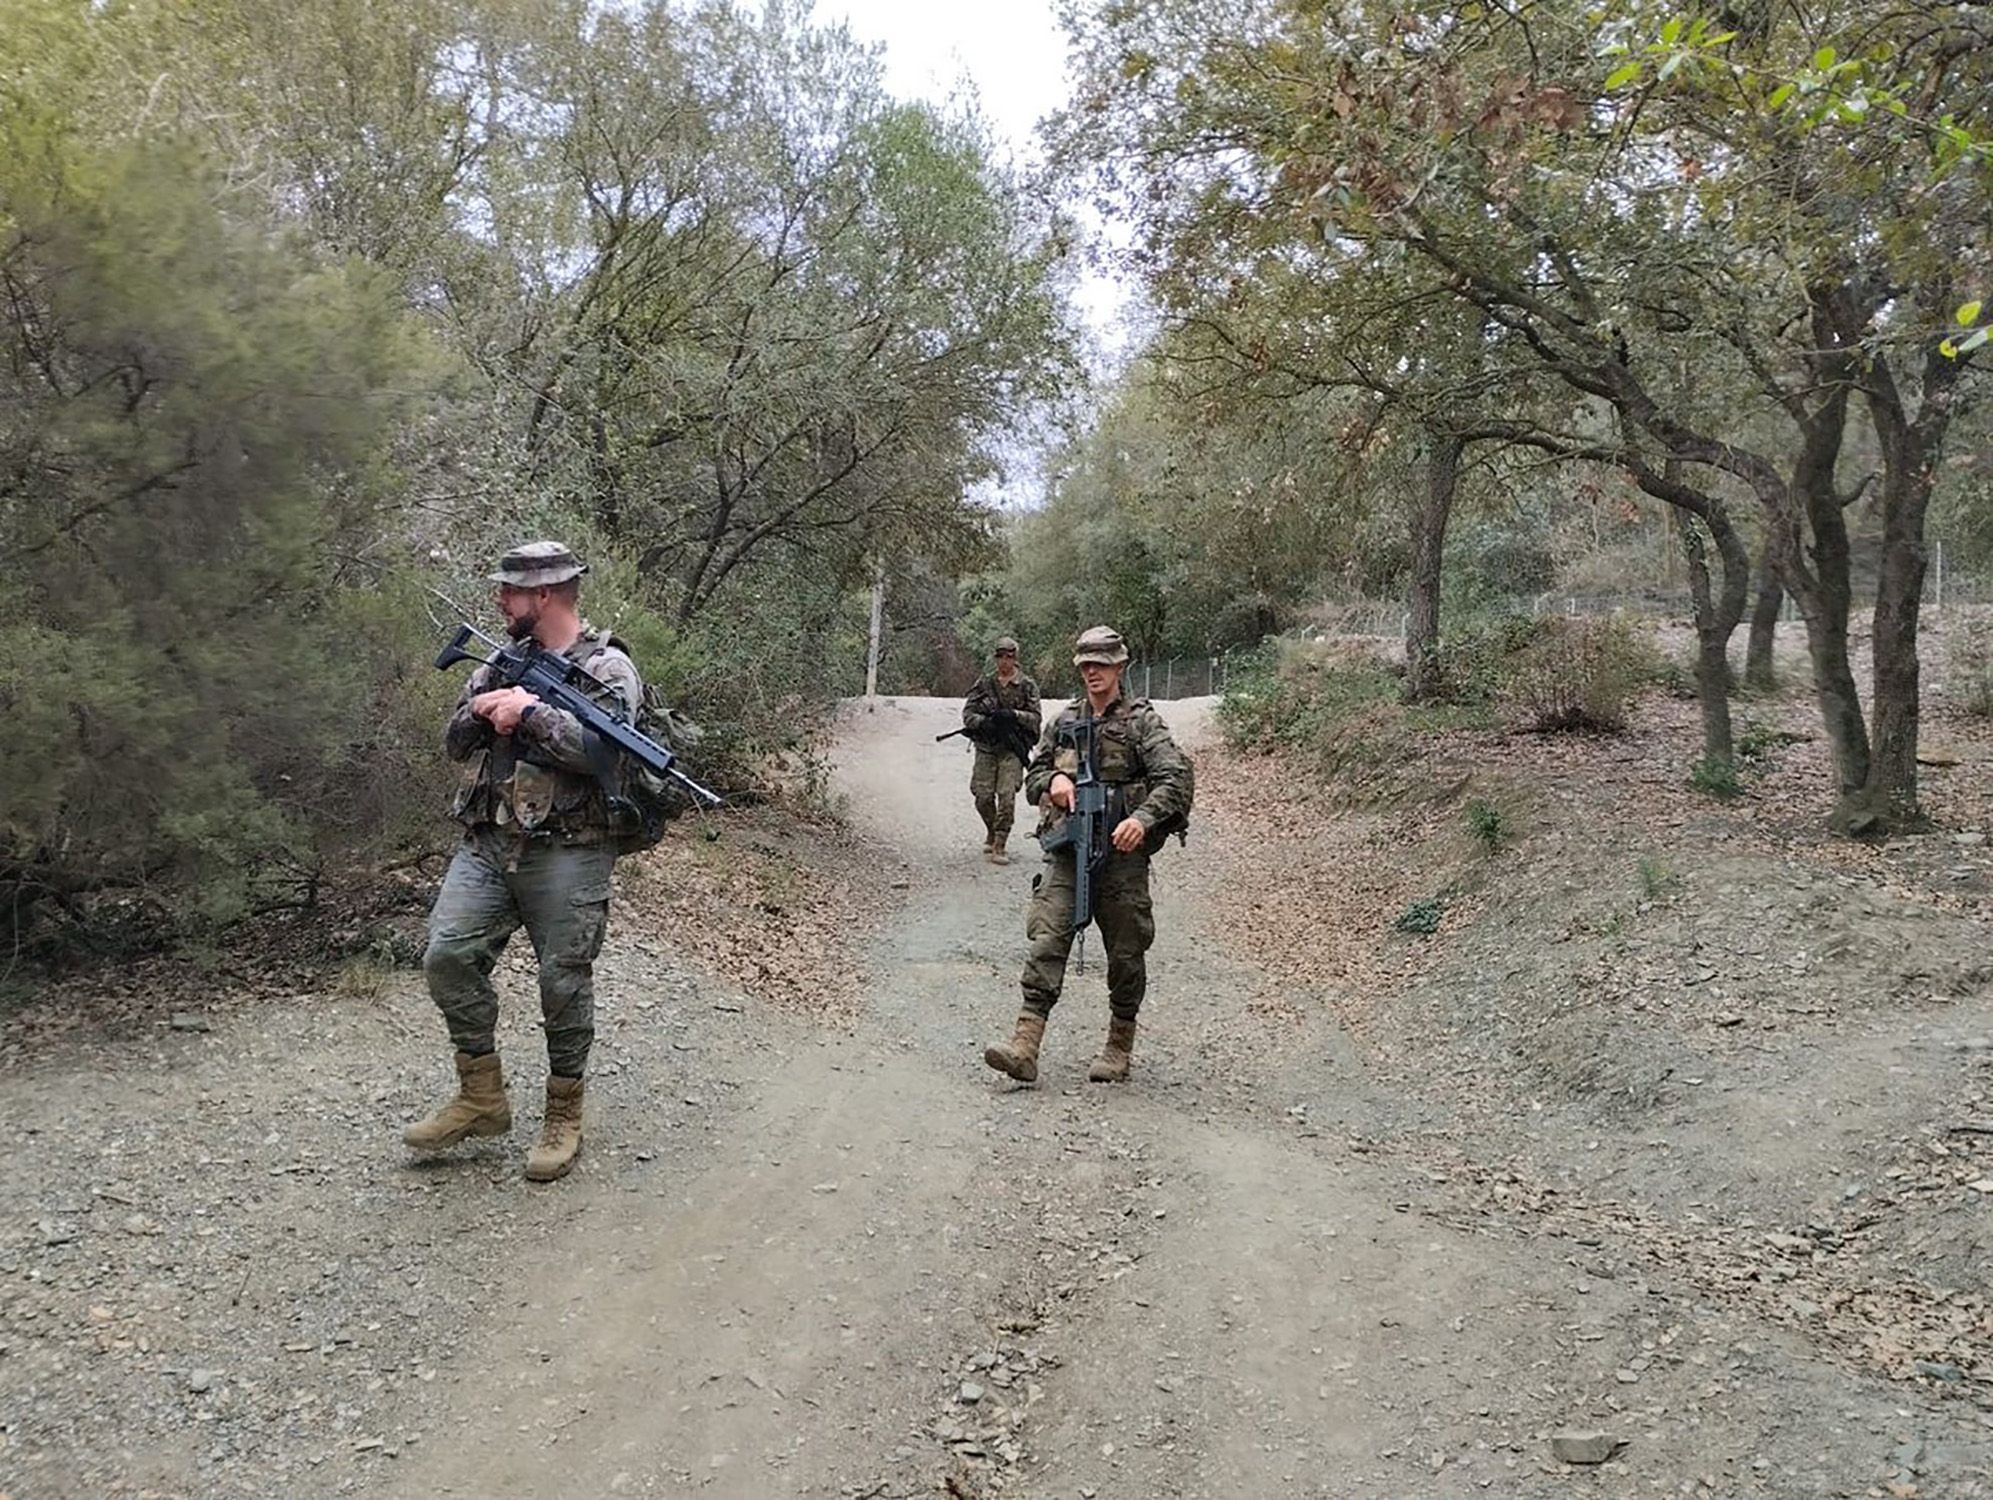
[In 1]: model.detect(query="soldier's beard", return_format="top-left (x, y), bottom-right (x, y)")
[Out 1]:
top-left (505, 610), bottom-right (539, 642)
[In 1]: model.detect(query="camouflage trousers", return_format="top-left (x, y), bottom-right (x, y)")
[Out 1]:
top-left (422, 828), bottom-right (616, 1078)
top-left (1020, 847), bottom-right (1156, 1023)
top-left (971, 748), bottom-right (1025, 839)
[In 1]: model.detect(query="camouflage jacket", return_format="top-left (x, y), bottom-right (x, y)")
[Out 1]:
top-left (962, 672), bottom-right (1042, 746)
top-left (1025, 691), bottom-right (1194, 849)
top-left (444, 626), bottom-right (643, 842)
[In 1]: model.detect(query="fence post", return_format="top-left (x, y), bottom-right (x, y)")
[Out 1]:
top-left (1144, 663), bottom-right (1152, 699)
top-left (863, 558), bottom-right (885, 711)
top-left (1165, 659), bottom-right (1173, 697)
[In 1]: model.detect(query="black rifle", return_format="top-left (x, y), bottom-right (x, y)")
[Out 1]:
top-left (1035, 705), bottom-right (1109, 973)
top-left (434, 622), bottom-right (723, 812)
top-left (935, 707), bottom-right (1034, 766)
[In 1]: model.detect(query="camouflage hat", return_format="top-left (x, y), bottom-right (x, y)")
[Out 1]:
top-left (490, 540), bottom-right (587, 588)
top-left (993, 636), bottom-right (1020, 655)
top-left (1071, 625), bottom-right (1129, 666)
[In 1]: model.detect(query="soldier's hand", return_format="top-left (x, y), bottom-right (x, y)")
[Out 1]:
top-left (1048, 773), bottom-right (1076, 811)
top-left (476, 687), bottom-right (539, 735)
top-left (1111, 816), bottom-right (1147, 853)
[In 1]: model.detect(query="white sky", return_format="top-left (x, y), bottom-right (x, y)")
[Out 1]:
top-left (815, 0), bottom-right (1137, 360)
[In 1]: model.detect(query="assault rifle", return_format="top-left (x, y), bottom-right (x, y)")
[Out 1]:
top-left (934, 706), bottom-right (1035, 766)
top-left (434, 622), bottom-right (724, 813)
top-left (1036, 706), bottom-right (1110, 974)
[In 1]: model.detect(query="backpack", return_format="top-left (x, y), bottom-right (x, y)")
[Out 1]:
top-left (582, 636), bottom-right (709, 854)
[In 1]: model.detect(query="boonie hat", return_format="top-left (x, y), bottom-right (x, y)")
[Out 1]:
top-left (993, 636), bottom-right (1020, 655)
top-left (490, 540), bottom-right (588, 588)
top-left (1072, 625), bottom-right (1129, 666)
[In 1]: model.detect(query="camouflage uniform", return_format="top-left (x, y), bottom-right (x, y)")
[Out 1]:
top-left (1019, 691), bottom-right (1194, 1025)
top-left (961, 664), bottom-right (1041, 847)
top-left (421, 555), bottom-right (641, 1082)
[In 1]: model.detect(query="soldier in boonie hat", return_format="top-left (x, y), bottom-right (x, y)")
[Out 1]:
top-left (1071, 624), bottom-right (1129, 666)
top-left (407, 534), bottom-right (641, 1185)
top-left (490, 540), bottom-right (588, 588)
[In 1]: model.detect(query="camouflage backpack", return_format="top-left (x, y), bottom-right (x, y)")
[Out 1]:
top-left (583, 637), bottom-right (708, 854)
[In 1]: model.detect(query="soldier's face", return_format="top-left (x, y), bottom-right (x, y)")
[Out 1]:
top-left (994, 650), bottom-right (1017, 678)
top-left (1079, 661), bottom-right (1122, 698)
top-left (496, 584), bottom-right (543, 640)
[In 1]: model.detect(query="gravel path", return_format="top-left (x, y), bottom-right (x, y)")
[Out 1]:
top-left (2, 693), bottom-right (1988, 1497)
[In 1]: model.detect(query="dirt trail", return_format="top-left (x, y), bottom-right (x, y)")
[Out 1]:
top-left (3, 693), bottom-right (1987, 1498)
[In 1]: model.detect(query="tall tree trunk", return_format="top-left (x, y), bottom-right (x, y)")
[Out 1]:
top-left (1745, 545), bottom-right (1782, 691)
top-left (1404, 430), bottom-right (1463, 701)
top-left (1850, 341), bottom-right (1962, 832)
top-left (1668, 462), bottom-right (1749, 771)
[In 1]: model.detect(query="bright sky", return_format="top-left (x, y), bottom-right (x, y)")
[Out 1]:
top-left (816, 0), bottom-right (1137, 360)
top-left (819, 0), bottom-right (1071, 163)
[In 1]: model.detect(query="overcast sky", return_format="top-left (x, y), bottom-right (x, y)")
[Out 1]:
top-left (815, 0), bottom-right (1136, 359)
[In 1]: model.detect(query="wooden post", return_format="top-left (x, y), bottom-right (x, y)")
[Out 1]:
top-left (864, 559), bottom-right (885, 711)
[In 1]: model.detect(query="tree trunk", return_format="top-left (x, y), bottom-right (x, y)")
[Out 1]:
top-left (1861, 478), bottom-right (1927, 830)
top-left (1404, 430), bottom-right (1463, 701)
top-left (1745, 546), bottom-right (1782, 691)
top-left (1851, 345), bottom-right (1960, 833)
top-left (1676, 480), bottom-right (1748, 771)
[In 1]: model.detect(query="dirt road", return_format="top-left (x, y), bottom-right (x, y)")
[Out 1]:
top-left (2, 694), bottom-right (1986, 1497)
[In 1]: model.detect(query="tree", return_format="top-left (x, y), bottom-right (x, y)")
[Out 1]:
top-left (1057, 0), bottom-right (1989, 827)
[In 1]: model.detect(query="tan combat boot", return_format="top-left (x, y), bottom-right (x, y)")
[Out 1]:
top-left (984, 1014), bottom-right (1046, 1083)
top-left (403, 1052), bottom-right (512, 1150)
top-left (1087, 1018), bottom-right (1137, 1083)
top-left (987, 834), bottom-right (1010, 866)
top-left (524, 1076), bottom-right (585, 1182)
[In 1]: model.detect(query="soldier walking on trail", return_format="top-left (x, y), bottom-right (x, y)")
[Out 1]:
top-left (985, 625), bottom-right (1194, 1086)
top-left (961, 637), bottom-right (1041, 865)
top-left (404, 541), bottom-right (639, 1182)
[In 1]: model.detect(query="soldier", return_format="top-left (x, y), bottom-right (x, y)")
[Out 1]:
top-left (985, 625), bottom-right (1194, 1085)
top-left (403, 541), bottom-right (639, 1182)
top-left (961, 636), bottom-right (1042, 865)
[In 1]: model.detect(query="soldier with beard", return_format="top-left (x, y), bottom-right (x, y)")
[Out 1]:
top-left (403, 541), bottom-right (641, 1182)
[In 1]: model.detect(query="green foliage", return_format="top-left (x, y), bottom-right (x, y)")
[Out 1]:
top-left (1464, 798), bottom-right (1509, 855)
top-left (0, 113), bottom-right (448, 948)
top-left (1498, 618), bottom-right (1660, 735)
top-left (2, 0), bottom-right (1078, 956)
top-left (1688, 756), bottom-right (1743, 801)
top-left (1637, 857), bottom-right (1681, 901)
top-left (1221, 638), bottom-right (1489, 807)
top-left (1394, 897), bottom-right (1445, 936)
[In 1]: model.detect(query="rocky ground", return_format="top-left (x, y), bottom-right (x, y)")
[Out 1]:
top-left (1, 651), bottom-right (1990, 1499)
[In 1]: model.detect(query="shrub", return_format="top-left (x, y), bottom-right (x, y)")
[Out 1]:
top-left (1498, 616), bottom-right (1659, 733)
top-left (1395, 896), bottom-right (1445, 935)
top-left (1949, 614), bottom-right (1993, 719)
top-left (1637, 857), bottom-right (1680, 899)
top-left (1688, 755), bottom-right (1743, 800)
top-left (1465, 798), bottom-right (1509, 853)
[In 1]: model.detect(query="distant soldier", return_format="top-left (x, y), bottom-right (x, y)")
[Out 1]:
top-left (403, 541), bottom-right (638, 1183)
top-left (985, 625), bottom-right (1194, 1085)
top-left (960, 636), bottom-right (1042, 865)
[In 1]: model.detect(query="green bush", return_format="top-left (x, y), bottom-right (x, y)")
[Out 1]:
top-left (1465, 798), bottom-right (1510, 853)
top-left (1497, 616), bottom-right (1659, 733)
top-left (1437, 612), bottom-right (1544, 704)
top-left (1395, 896), bottom-right (1445, 935)
top-left (1688, 755), bottom-right (1743, 800)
